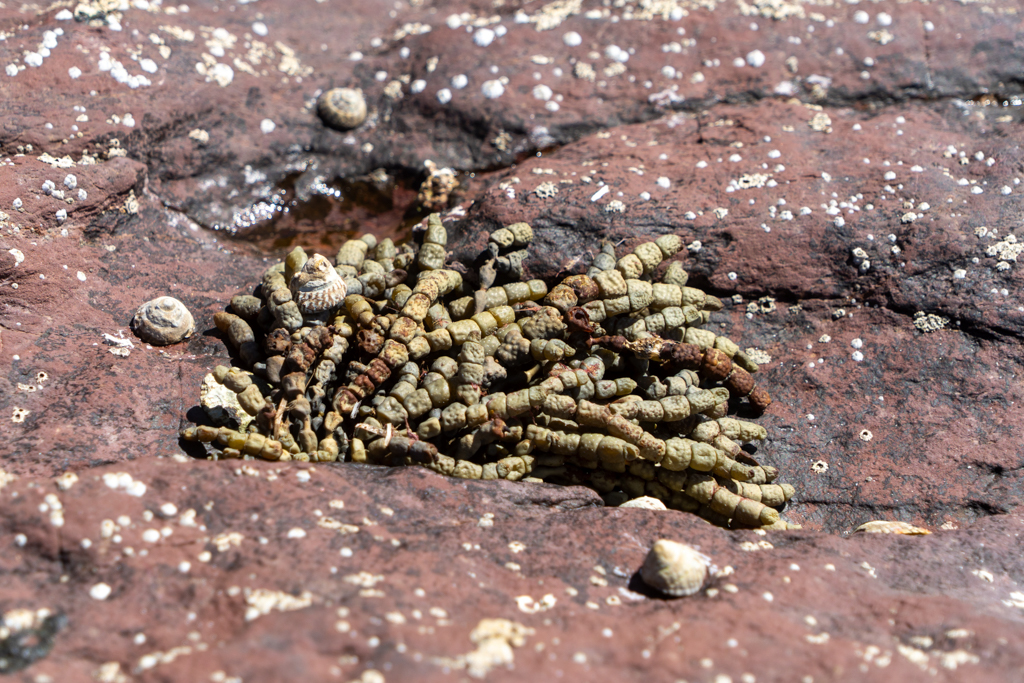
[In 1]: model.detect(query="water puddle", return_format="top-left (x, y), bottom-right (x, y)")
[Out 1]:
top-left (212, 168), bottom-right (447, 258)
top-left (210, 154), bottom-right (533, 258)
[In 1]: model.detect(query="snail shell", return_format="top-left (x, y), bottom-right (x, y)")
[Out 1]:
top-left (640, 539), bottom-right (709, 597)
top-left (131, 296), bottom-right (195, 345)
top-left (289, 253), bottom-right (347, 315)
top-left (317, 87), bottom-right (367, 130)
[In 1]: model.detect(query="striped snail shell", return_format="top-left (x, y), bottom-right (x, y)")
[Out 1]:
top-left (640, 539), bottom-right (709, 597)
top-left (289, 254), bottom-right (346, 315)
top-left (317, 87), bottom-right (367, 130)
top-left (131, 296), bottom-right (195, 345)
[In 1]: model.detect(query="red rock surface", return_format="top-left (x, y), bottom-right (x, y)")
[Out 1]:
top-left (4, 460), bottom-right (1024, 682)
top-left (2, 0), bottom-right (1024, 679)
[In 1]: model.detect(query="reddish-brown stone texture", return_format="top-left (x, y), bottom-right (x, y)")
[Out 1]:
top-left (2, 0), bottom-right (1024, 679)
top-left (3, 461), bottom-right (1024, 682)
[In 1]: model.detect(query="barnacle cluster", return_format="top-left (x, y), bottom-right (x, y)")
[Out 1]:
top-left (180, 214), bottom-right (795, 529)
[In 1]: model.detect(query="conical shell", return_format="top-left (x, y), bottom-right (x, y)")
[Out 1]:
top-left (289, 254), bottom-right (347, 314)
top-left (317, 87), bottom-right (367, 130)
top-left (131, 296), bottom-right (195, 345)
top-left (640, 539), bottom-right (708, 597)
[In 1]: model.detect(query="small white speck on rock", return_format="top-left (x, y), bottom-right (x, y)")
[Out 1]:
top-left (90, 583), bottom-right (112, 600)
top-left (482, 79), bottom-right (505, 99)
top-left (605, 45), bottom-right (629, 63)
top-left (532, 84), bottom-right (552, 101)
top-left (473, 28), bottom-right (495, 47)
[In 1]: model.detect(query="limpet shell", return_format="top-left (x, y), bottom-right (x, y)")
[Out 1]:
top-left (131, 296), bottom-right (195, 345)
top-left (640, 539), bottom-right (709, 597)
top-left (619, 496), bottom-right (667, 511)
top-left (854, 520), bottom-right (931, 535)
top-left (289, 253), bottom-right (347, 315)
top-left (317, 87), bottom-right (367, 130)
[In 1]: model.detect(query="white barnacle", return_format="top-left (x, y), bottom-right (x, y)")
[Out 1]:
top-left (482, 80), bottom-right (505, 99)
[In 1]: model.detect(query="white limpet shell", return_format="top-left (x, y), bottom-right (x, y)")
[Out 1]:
top-left (131, 296), bottom-right (195, 345)
top-left (289, 253), bottom-right (347, 314)
top-left (640, 539), bottom-right (710, 597)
